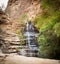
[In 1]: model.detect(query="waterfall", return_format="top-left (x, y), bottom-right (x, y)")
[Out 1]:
top-left (18, 21), bottom-right (39, 57)
top-left (25, 21), bottom-right (35, 49)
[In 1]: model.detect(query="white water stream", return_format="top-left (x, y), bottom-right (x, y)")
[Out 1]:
top-left (24, 22), bottom-right (38, 50)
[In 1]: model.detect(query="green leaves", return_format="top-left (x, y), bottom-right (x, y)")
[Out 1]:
top-left (38, 35), bottom-right (47, 45)
top-left (41, 0), bottom-right (60, 11)
top-left (53, 22), bottom-right (60, 37)
top-left (33, 0), bottom-right (60, 59)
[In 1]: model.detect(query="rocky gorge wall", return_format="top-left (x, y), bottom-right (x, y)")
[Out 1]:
top-left (6, 0), bottom-right (41, 20)
top-left (5, 0), bottom-right (42, 33)
top-left (0, 9), bottom-right (20, 53)
top-left (0, 0), bottom-right (41, 53)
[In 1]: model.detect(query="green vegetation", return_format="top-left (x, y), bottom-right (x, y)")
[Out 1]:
top-left (16, 29), bottom-right (25, 45)
top-left (34, 0), bottom-right (60, 59)
top-left (15, 13), bottom-right (28, 45)
top-left (18, 13), bottom-right (28, 24)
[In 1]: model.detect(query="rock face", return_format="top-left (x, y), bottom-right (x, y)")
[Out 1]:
top-left (0, 9), bottom-right (9, 53)
top-left (0, 9), bottom-right (9, 24)
top-left (6, 0), bottom-right (41, 20)
top-left (0, 9), bottom-right (20, 53)
top-left (5, 0), bottom-right (42, 34)
top-left (0, 0), bottom-right (42, 54)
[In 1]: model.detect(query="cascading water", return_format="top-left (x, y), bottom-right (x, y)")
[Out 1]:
top-left (23, 21), bottom-right (39, 57)
top-left (18, 21), bottom-right (39, 57)
top-left (25, 22), bottom-right (34, 48)
top-left (25, 22), bottom-right (37, 49)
